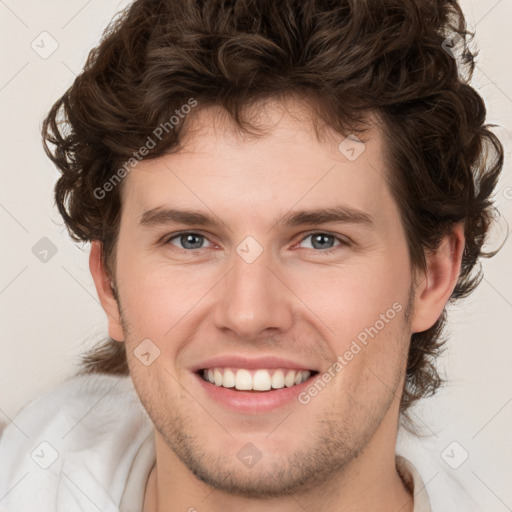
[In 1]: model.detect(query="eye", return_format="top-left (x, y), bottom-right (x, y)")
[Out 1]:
top-left (297, 232), bottom-right (346, 252)
top-left (166, 232), bottom-right (212, 250)
top-left (163, 231), bottom-right (347, 253)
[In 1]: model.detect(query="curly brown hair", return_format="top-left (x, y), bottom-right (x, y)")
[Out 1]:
top-left (42, 0), bottom-right (503, 419)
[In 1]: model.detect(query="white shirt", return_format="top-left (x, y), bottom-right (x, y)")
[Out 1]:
top-left (0, 373), bottom-right (479, 511)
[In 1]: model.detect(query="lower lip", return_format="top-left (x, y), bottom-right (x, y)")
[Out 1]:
top-left (194, 372), bottom-right (316, 414)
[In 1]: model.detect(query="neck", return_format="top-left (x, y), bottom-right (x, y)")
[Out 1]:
top-left (143, 410), bottom-right (414, 512)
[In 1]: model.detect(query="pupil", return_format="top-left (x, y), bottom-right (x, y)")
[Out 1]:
top-left (182, 234), bottom-right (202, 249)
top-left (313, 234), bottom-right (332, 249)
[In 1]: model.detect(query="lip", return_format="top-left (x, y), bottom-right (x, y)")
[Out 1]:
top-left (194, 370), bottom-right (317, 414)
top-left (190, 355), bottom-right (318, 372)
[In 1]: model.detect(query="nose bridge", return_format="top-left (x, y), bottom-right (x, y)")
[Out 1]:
top-left (213, 242), bottom-right (293, 339)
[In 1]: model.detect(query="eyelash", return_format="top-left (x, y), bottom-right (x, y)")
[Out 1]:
top-left (162, 231), bottom-right (350, 255)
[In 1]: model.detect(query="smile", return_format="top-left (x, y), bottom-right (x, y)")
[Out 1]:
top-left (200, 368), bottom-right (314, 391)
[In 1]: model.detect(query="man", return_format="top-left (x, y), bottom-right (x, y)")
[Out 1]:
top-left (0, 0), bottom-right (504, 511)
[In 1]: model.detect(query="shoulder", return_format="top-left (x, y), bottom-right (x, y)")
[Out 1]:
top-left (0, 373), bottom-right (153, 512)
top-left (397, 431), bottom-right (482, 512)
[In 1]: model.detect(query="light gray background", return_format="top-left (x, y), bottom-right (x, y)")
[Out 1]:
top-left (1, 0), bottom-right (511, 508)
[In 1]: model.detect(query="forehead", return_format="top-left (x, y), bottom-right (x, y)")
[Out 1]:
top-left (120, 100), bottom-right (397, 228)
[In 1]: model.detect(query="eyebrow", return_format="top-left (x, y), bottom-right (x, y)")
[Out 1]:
top-left (139, 205), bottom-right (374, 229)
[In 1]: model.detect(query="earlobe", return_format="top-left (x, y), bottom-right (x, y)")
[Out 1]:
top-left (89, 241), bottom-right (125, 342)
top-left (410, 224), bottom-right (465, 333)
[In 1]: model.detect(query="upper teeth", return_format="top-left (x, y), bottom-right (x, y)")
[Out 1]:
top-left (203, 368), bottom-right (311, 391)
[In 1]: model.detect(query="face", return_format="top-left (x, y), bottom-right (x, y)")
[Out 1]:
top-left (109, 100), bottom-right (416, 497)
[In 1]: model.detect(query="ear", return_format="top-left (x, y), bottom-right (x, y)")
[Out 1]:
top-left (89, 240), bottom-right (125, 342)
top-left (410, 223), bottom-right (465, 333)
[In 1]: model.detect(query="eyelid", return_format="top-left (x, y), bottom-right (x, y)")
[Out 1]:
top-left (161, 230), bottom-right (350, 251)
top-left (295, 230), bottom-right (351, 247)
top-left (162, 230), bottom-right (214, 248)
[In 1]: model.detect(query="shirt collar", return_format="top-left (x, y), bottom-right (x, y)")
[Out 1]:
top-left (397, 455), bottom-right (433, 512)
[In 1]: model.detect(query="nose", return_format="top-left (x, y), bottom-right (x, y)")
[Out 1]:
top-left (212, 246), bottom-right (294, 341)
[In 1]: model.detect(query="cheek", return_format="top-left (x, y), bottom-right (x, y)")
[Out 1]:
top-left (116, 255), bottom-right (216, 341)
top-left (287, 254), bottom-right (410, 344)
top-left (318, 300), bottom-right (409, 418)
top-left (289, 252), bottom-right (412, 400)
